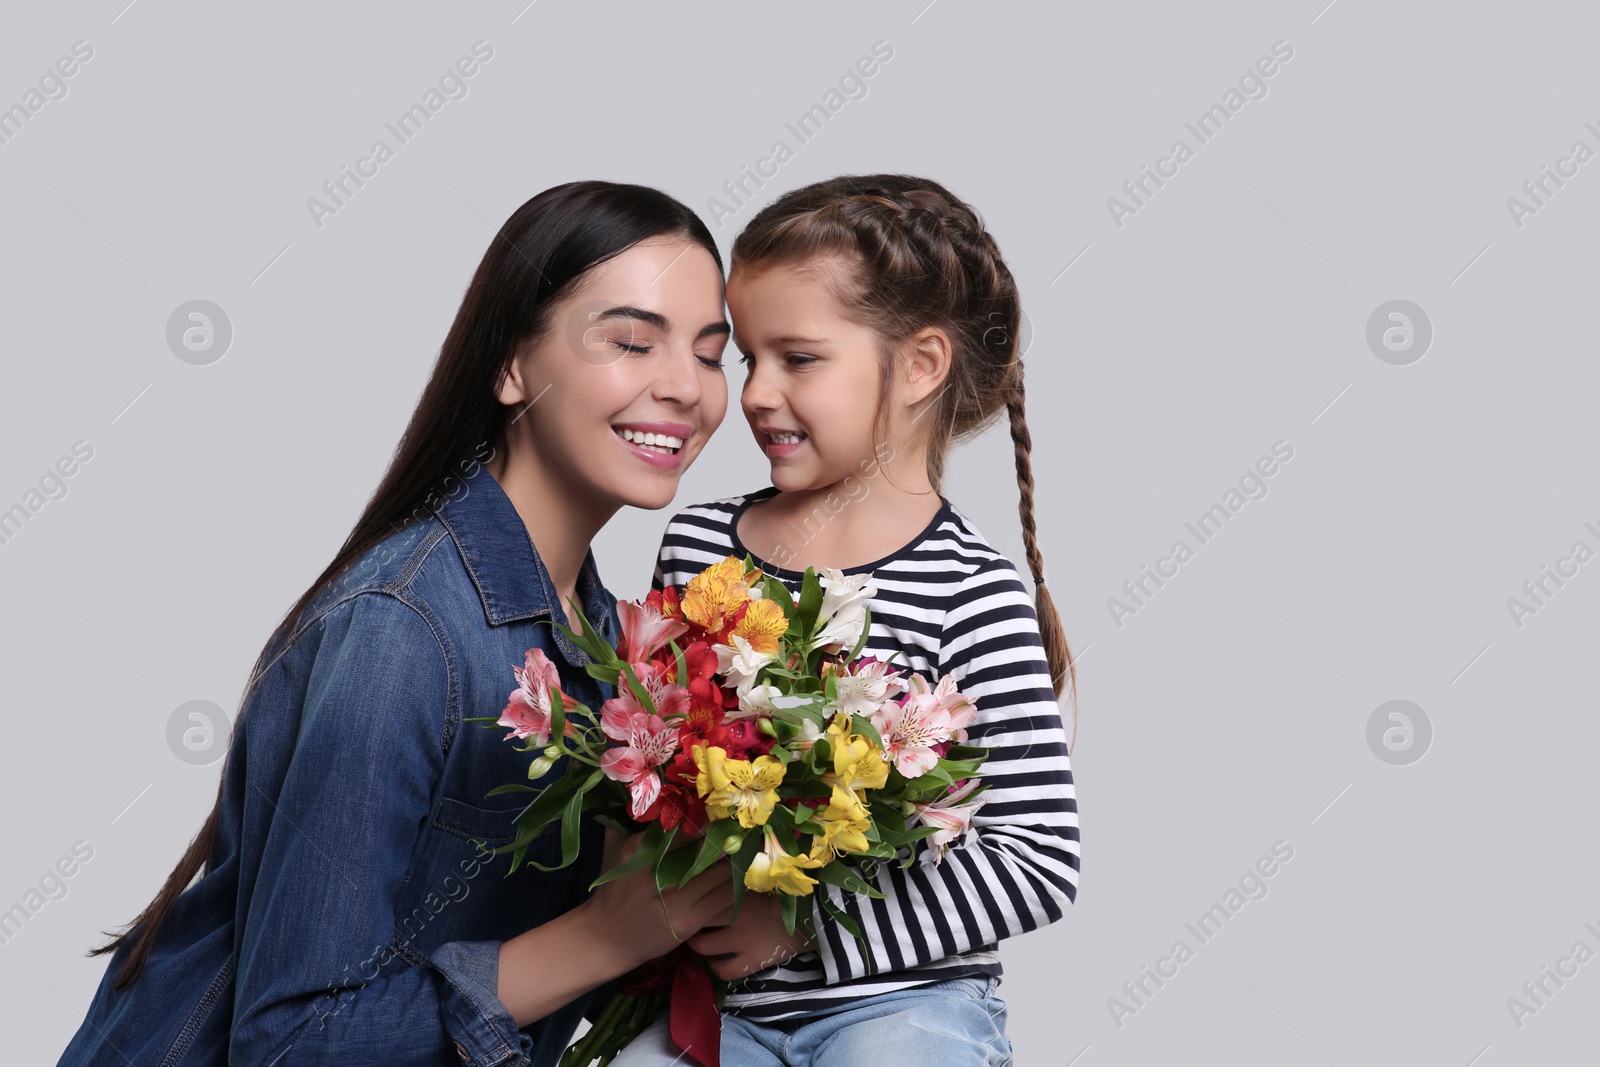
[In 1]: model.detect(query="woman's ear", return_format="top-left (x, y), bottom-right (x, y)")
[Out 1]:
top-left (902, 326), bottom-right (953, 407)
top-left (495, 343), bottom-right (537, 407)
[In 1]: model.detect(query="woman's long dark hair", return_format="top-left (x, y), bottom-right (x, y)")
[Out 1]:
top-left (89, 181), bottom-right (722, 990)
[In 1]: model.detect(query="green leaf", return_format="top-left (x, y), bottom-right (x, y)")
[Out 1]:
top-left (521, 783), bottom-right (587, 872)
top-left (549, 688), bottom-right (567, 746)
top-left (813, 860), bottom-right (885, 898)
top-left (591, 811), bottom-right (634, 835)
top-left (654, 830), bottom-right (700, 891)
top-left (725, 826), bottom-right (762, 924)
top-left (617, 661), bottom-right (655, 714)
top-left (819, 894), bottom-right (877, 974)
top-left (510, 772), bottom-right (578, 832)
top-left (779, 891), bottom-right (798, 935)
top-left (589, 821), bottom-right (665, 889)
top-left (795, 568), bottom-right (824, 640)
top-left (846, 605), bottom-right (873, 662)
top-left (670, 638), bottom-right (689, 690)
top-left (850, 714), bottom-right (883, 749)
top-left (485, 783), bottom-right (540, 797)
top-left (680, 826), bottom-right (736, 887)
top-left (584, 662), bottom-right (622, 686)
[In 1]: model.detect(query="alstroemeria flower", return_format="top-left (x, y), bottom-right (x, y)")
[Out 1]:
top-left (732, 683), bottom-right (782, 721)
top-left (746, 826), bottom-right (824, 895)
top-left (693, 744), bottom-right (786, 828)
top-left (903, 674), bottom-right (977, 738)
top-left (498, 648), bottom-right (564, 745)
top-left (682, 557), bottom-right (755, 634)
top-left (832, 657), bottom-right (907, 717)
top-left (872, 674), bottom-right (978, 778)
top-left (809, 568), bottom-right (876, 652)
top-left (617, 598), bottom-right (690, 663)
top-left (913, 778), bottom-right (987, 867)
top-left (714, 633), bottom-right (776, 698)
top-left (604, 661), bottom-right (691, 722)
top-left (823, 712), bottom-right (890, 792)
top-left (599, 708), bottom-right (679, 820)
top-left (810, 784), bottom-right (872, 861)
top-left (731, 595), bottom-right (788, 654)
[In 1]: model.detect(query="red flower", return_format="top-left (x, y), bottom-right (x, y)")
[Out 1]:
top-left (722, 719), bottom-right (773, 760)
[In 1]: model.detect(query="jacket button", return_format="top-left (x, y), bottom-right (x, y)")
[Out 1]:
top-left (454, 1040), bottom-right (470, 1062)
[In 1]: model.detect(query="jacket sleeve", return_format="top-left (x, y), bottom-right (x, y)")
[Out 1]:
top-left (808, 558), bottom-right (1081, 983)
top-left (230, 592), bottom-right (545, 1067)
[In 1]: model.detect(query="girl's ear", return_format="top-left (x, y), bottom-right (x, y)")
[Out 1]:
top-left (902, 326), bottom-right (953, 407)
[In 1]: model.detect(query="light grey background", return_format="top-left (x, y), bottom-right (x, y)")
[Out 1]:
top-left (3, 1), bottom-right (1596, 1063)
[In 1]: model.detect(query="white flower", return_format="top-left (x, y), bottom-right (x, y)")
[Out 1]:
top-left (732, 682), bottom-right (782, 721)
top-left (913, 779), bottom-right (988, 868)
top-left (832, 657), bottom-right (908, 717)
top-left (714, 633), bottom-right (777, 697)
top-left (791, 717), bottom-right (824, 751)
top-left (810, 568), bottom-right (876, 652)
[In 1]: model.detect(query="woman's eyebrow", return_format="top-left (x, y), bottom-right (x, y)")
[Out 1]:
top-left (594, 306), bottom-right (669, 330)
top-left (698, 321), bottom-right (731, 340)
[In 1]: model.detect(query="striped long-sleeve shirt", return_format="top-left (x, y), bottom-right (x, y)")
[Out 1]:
top-left (650, 486), bottom-right (1080, 1020)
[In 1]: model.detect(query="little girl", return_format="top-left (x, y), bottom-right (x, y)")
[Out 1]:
top-left (613, 175), bottom-right (1079, 1067)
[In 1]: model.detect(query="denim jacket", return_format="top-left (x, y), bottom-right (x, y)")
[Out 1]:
top-left (57, 459), bottom-right (624, 1067)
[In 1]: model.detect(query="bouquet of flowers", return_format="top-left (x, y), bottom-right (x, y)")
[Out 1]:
top-left (473, 556), bottom-right (991, 1067)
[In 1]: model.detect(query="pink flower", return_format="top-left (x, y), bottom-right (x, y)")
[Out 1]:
top-left (603, 661), bottom-right (691, 722)
top-left (498, 648), bottom-right (563, 745)
top-left (599, 707), bottom-right (681, 819)
top-left (913, 778), bottom-right (987, 867)
top-left (618, 599), bottom-right (690, 663)
top-left (869, 673), bottom-right (978, 778)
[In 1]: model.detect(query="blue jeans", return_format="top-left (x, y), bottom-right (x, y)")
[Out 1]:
top-left (609, 976), bottom-right (1014, 1067)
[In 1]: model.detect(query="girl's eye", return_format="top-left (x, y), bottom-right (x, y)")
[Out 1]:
top-left (786, 353), bottom-right (816, 367)
top-left (737, 353), bottom-right (754, 366)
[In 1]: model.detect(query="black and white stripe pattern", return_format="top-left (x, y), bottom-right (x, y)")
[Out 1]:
top-left (651, 488), bottom-right (1079, 1020)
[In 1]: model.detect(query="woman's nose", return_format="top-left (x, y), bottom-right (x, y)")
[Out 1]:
top-left (653, 344), bottom-right (703, 409)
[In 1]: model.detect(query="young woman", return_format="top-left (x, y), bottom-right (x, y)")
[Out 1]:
top-left (614, 175), bottom-right (1081, 1066)
top-left (56, 182), bottom-right (756, 1067)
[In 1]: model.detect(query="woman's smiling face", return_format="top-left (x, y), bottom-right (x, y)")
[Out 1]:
top-left (500, 235), bottom-right (731, 511)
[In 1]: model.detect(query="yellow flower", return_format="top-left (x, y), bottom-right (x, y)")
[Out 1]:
top-left (732, 596), bottom-right (788, 654)
top-left (682, 557), bottom-right (754, 633)
top-left (810, 784), bottom-right (872, 861)
top-left (824, 713), bottom-right (890, 792)
top-left (746, 828), bottom-right (825, 895)
top-left (694, 744), bottom-right (786, 828)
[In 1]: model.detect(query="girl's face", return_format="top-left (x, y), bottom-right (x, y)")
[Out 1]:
top-left (726, 262), bottom-right (890, 492)
top-left (503, 236), bottom-right (730, 511)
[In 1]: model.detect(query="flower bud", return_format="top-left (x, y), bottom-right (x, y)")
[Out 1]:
top-left (527, 755), bottom-right (556, 779)
top-left (757, 717), bottom-right (777, 738)
top-left (543, 744), bottom-right (562, 758)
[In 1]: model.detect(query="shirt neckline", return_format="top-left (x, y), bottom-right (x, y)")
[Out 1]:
top-left (728, 485), bottom-right (955, 578)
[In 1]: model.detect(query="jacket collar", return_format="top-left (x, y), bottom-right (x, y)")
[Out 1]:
top-left (436, 459), bottom-right (619, 660)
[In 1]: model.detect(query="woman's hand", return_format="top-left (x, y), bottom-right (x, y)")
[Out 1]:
top-left (574, 828), bottom-right (738, 971)
top-left (684, 891), bottom-right (816, 980)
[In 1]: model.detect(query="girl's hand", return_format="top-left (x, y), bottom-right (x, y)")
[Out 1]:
top-left (577, 828), bottom-right (737, 970)
top-left (685, 891), bottom-right (816, 980)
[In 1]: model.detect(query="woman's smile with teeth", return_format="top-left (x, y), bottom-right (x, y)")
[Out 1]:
top-left (769, 431), bottom-right (805, 445)
top-left (617, 427), bottom-right (684, 454)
